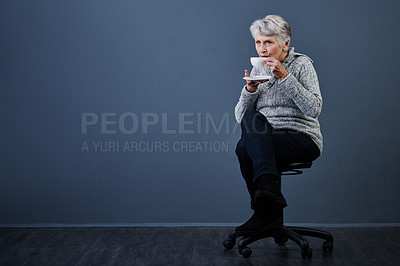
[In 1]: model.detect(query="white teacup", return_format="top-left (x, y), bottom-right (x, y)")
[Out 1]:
top-left (250, 57), bottom-right (266, 68)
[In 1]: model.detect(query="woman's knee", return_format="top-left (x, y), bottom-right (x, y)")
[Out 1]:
top-left (235, 139), bottom-right (247, 158)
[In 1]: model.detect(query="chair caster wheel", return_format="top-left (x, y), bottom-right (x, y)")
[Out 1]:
top-left (322, 241), bottom-right (333, 252)
top-left (274, 236), bottom-right (288, 246)
top-left (223, 239), bottom-right (235, 250)
top-left (301, 247), bottom-right (313, 259)
top-left (228, 231), bottom-right (237, 239)
top-left (240, 247), bottom-right (252, 258)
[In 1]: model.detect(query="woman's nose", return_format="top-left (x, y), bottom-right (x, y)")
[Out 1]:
top-left (261, 46), bottom-right (267, 52)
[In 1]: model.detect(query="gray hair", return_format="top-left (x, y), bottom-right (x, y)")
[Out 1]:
top-left (249, 15), bottom-right (292, 47)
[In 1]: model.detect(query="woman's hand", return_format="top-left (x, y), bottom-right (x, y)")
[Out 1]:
top-left (265, 57), bottom-right (289, 80)
top-left (244, 69), bottom-right (264, 93)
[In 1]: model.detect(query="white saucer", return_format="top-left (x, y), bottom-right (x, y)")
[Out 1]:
top-left (243, 75), bottom-right (272, 81)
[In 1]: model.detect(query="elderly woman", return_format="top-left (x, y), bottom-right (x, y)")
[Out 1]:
top-left (234, 15), bottom-right (322, 236)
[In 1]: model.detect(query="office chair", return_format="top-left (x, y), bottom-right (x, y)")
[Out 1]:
top-left (223, 162), bottom-right (334, 259)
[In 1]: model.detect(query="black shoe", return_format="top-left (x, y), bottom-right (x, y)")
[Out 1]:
top-left (254, 175), bottom-right (287, 207)
top-left (235, 209), bottom-right (282, 237)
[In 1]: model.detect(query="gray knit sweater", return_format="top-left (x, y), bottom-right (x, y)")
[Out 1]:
top-left (235, 47), bottom-right (323, 152)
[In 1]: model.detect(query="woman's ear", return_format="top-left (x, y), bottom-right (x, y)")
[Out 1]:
top-left (283, 39), bottom-right (290, 51)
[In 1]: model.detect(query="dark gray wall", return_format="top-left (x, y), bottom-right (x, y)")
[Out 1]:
top-left (1, 0), bottom-right (400, 225)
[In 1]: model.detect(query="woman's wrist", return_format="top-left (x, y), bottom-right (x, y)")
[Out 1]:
top-left (279, 71), bottom-right (289, 81)
top-left (246, 85), bottom-right (257, 93)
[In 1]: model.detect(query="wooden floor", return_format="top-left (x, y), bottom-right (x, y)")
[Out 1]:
top-left (1, 226), bottom-right (400, 265)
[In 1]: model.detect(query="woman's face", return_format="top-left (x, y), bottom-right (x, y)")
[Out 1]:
top-left (254, 33), bottom-right (289, 62)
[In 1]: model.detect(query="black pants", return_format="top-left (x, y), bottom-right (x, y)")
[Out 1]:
top-left (236, 109), bottom-right (320, 210)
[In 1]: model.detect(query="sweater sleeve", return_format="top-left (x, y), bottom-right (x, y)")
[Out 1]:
top-left (234, 85), bottom-right (260, 123)
top-left (278, 58), bottom-right (322, 118)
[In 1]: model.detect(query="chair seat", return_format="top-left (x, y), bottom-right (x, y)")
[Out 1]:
top-left (281, 162), bottom-right (312, 175)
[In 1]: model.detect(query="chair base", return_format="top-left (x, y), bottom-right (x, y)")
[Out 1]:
top-left (223, 162), bottom-right (334, 258)
top-left (223, 225), bottom-right (334, 259)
